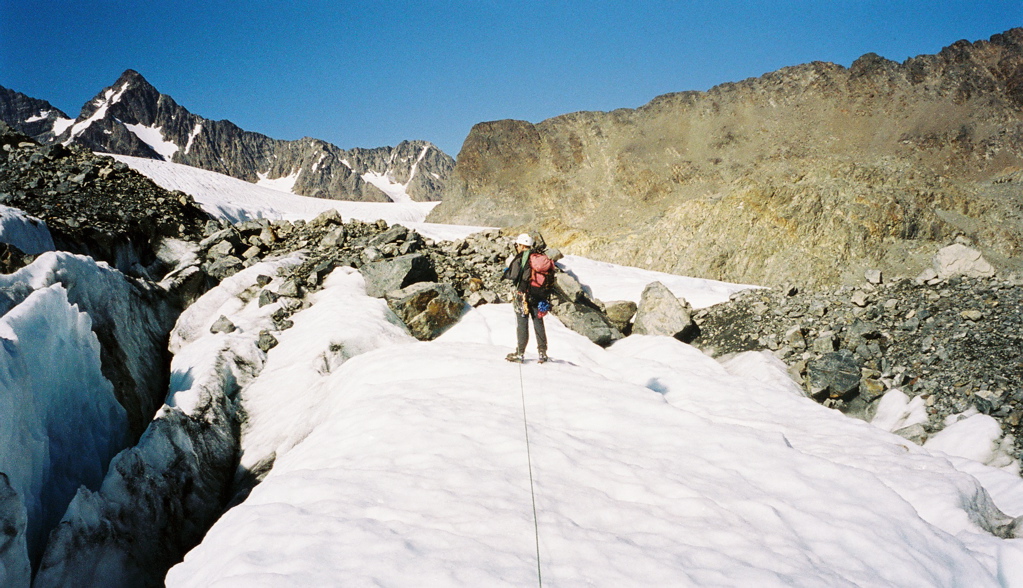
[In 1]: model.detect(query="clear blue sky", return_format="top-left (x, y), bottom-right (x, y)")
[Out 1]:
top-left (1, 1), bottom-right (1019, 156)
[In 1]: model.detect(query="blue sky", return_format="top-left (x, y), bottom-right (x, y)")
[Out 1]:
top-left (1, 1), bottom-right (1019, 156)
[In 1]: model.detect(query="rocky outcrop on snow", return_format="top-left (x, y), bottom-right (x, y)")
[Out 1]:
top-left (0, 122), bottom-right (210, 280)
top-left (5, 70), bottom-right (454, 202)
top-left (0, 86), bottom-right (72, 144)
top-left (691, 249), bottom-right (1023, 458)
top-left (430, 28), bottom-right (1023, 288)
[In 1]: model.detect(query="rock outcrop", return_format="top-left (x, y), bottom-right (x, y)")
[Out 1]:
top-left (430, 29), bottom-right (1023, 288)
top-left (692, 263), bottom-right (1023, 452)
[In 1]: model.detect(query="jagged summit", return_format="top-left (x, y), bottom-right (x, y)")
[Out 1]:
top-left (2, 69), bottom-right (453, 202)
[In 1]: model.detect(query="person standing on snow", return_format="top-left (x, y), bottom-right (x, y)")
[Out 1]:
top-left (503, 233), bottom-right (554, 363)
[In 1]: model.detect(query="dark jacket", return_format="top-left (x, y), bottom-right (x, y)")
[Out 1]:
top-left (503, 250), bottom-right (532, 294)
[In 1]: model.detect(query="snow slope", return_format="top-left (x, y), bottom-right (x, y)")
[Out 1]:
top-left (108, 154), bottom-right (489, 241)
top-left (162, 265), bottom-right (1023, 587)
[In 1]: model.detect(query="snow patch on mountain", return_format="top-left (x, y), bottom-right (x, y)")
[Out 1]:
top-left (256, 169), bottom-right (301, 194)
top-left (122, 122), bottom-right (179, 161)
top-left (361, 170), bottom-right (412, 203)
top-left (64, 83), bottom-right (129, 143)
top-left (184, 122), bottom-right (202, 155)
top-left (50, 117), bottom-right (74, 137)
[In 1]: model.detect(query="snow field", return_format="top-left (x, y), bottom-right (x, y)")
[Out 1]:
top-left (165, 265), bottom-right (1023, 587)
top-left (108, 154), bottom-right (489, 241)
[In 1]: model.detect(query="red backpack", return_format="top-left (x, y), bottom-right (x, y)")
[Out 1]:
top-left (528, 252), bottom-right (555, 290)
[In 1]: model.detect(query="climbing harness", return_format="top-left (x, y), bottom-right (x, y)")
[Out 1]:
top-left (517, 363), bottom-right (543, 587)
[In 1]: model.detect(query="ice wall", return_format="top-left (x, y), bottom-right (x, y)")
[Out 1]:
top-left (0, 205), bottom-right (54, 255)
top-left (34, 257), bottom-right (303, 588)
top-left (0, 285), bottom-right (126, 569)
top-left (0, 252), bottom-right (178, 439)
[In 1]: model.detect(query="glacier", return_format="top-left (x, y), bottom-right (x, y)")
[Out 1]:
top-left (2, 156), bottom-right (1023, 586)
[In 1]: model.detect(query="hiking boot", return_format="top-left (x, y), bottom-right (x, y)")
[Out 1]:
top-left (505, 352), bottom-right (524, 363)
top-left (538, 352), bottom-right (549, 364)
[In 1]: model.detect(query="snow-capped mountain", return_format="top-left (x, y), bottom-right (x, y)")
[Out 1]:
top-left (0, 86), bottom-right (74, 143)
top-left (4, 70), bottom-right (453, 202)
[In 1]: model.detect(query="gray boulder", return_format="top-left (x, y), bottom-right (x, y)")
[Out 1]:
top-left (552, 301), bottom-right (623, 347)
top-left (632, 281), bottom-right (697, 342)
top-left (360, 253), bottom-right (437, 298)
top-left (552, 271), bottom-right (586, 303)
top-left (807, 350), bottom-right (861, 398)
top-left (368, 224), bottom-right (408, 247)
top-left (207, 256), bottom-right (244, 280)
top-left (386, 282), bottom-right (466, 340)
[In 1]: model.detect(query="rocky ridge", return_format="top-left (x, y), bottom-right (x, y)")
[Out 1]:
top-left (692, 259), bottom-right (1023, 455)
top-left (1, 70), bottom-right (454, 202)
top-left (0, 86), bottom-right (72, 144)
top-left (430, 28), bottom-right (1023, 288)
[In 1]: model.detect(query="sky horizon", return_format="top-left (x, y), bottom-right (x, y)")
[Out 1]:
top-left (1, 1), bottom-right (1020, 157)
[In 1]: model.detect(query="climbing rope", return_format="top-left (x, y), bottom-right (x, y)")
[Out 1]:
top-left (518, 362), bottom-right (543, 588)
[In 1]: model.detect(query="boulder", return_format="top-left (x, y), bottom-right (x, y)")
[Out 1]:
top-left (368, 224), bottom-right (408, 247)
top-left (386, 282), bottom-right (466, 340)
top-left (360, 253), bottom-right (437, 298)
top-left (206, 256), bottom-right (244, 280)
top-left (807, 350), bottom-right (861, 398)
top-left (632, 281), bottom-right (697, 342)
top-left (309, 209), bottom-right (342, 228)
top-left (553, 271), bottom-right (586, 303)
top-left (552, 301), bottom-right (623, 347)
top-left (257, 331), bottom-right (279, 352)
top-left (604, 300), bottom-right (638, 333)
top-left (210, 316), bottom-right (236, 334)
top-left (933, 243), bottom-right (995, 279)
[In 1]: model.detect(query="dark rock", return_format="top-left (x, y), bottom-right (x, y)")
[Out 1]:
top-left (552, 301), bottom-right (623, 347)
top-left (258, 289), bottom-right (279, 308)
top-left (360, 253), bottom-right (437, 298)
top-left (207, 256), bottom-right (243, 280)
top-left (257, 331), bottom-right (279, 352)
top-left (385, 282), bottom-right (466, 340)
top-left (368, 224), bottom-right (408, 247)
top-left (807, 350), bottom-right (861, 398)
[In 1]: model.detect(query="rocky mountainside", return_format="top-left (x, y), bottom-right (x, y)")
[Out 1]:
top-left (1, 71), bottom-right (453, 202)
top-left (430, 29), bottom-right (1023, 288)
top-left (0, 86), bottom-right (73, 144)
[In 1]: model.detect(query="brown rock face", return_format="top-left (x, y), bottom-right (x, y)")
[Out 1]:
top-left (430, 29), bottom-right (1023, 287)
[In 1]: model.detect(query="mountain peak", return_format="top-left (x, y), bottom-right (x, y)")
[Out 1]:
top-left (111, 69), bottom-right (157, 95)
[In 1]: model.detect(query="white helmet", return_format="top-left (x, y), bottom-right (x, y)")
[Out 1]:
top-left (515, 233), bottom-right (534, 247)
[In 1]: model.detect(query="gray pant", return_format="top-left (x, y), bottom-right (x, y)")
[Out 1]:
top-left (516, 304), bottom-right (547, 354)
